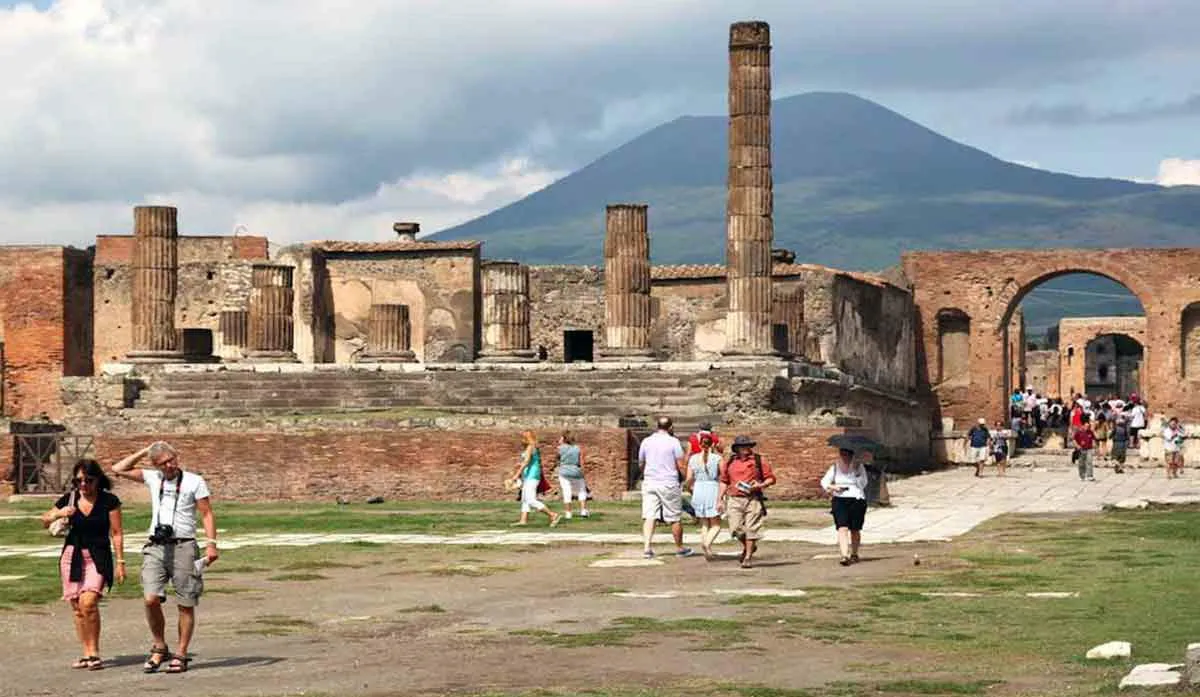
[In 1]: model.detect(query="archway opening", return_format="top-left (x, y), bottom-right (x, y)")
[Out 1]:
top-left (1085, 334), bottom-right (1143, 398)
top-left (1008, 272), bottom-right (1144, 402)
top-left (1183, 302), bottom-right (1200, 380)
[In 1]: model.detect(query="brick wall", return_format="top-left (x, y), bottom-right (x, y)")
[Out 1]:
top-left (904, 248), bottom-right (1200, 425)
top-left (90, 426), bottom-right (847, 502)
top-left (0, 247), bottom-right (72, 419)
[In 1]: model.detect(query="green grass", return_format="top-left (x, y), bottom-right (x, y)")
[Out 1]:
top-left (265, 572), bottom-right (328, 582)
top-left (512, 616), bottom-right (749, 650)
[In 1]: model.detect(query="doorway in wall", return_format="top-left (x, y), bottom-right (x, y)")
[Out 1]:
top-left (563, 330), bottom-right (594, 363)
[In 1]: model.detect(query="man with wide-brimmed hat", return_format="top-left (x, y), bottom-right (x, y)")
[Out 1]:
top-left (719, 435), bottom-right (776, 569)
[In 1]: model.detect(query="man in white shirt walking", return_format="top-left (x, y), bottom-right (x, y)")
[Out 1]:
top-left (637, 417), bottom-right (693, 559)
top-left (112, 441), bottom-right (219, 674)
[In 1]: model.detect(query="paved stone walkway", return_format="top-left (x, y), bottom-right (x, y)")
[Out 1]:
top-left (1, 467), bottom-right (1195, 560)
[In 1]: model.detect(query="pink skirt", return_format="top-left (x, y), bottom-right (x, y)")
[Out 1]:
top-left (59, 546), bottom-right (106, 602)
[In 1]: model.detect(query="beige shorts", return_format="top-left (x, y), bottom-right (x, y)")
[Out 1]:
top-left (141, 540), bottom-right (204, 607)
top-left (726, 496), bottom-right (766, 541)
top-left (641, 484), bottom-right (683, 523)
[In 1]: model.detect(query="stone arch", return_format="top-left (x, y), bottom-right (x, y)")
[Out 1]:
top-left (1183, 302), bottom-right (1200, 380)
top-left (935, 307), bottom-right (971, 387)
top-left (992, 264), bottom-right (1151, 335)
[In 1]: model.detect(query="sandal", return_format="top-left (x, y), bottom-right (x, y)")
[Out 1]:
top-left (850, 554), bottom-right (860, 564)
top-left (166, 655), bottom-right (191, 674)
top-left (86, 656), bottom-right (104, 671)
top-left (143, 645), bottom-right (170, 673)
top-left (72, 656), bottom-right (92, 670)
top-left (839, 557), bottom-right (851, 566)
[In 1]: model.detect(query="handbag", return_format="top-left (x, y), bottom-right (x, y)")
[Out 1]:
top-left (48, 490), bottom-right (76, 537)
top-left (503, 476), bottom-right (521, 492)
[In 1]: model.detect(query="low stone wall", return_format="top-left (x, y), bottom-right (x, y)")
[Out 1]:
top-left (87, 424), bottom-right (851, 503)
top-left (933, 432), bottom-right (1017, 466)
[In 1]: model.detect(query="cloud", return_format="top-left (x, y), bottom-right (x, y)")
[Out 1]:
top-left (1156, 158), bottom-right (1200, 187)
top-left (0, 158), bottom-right (565, 247)
top-left (2, 0), bottom-right (1200, 248)
top-left (1006, 94), bottom-right (1200, 127)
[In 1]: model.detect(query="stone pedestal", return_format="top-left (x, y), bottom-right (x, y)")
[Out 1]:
top-left (360, 304), bottom-right (417, 363)
top-left (772, 286), bottom-right (804, 359)
top-left (126, 206), bottom-right (185, 363)
top-left (722, 21), bottom-right (776, 357)
top-left (217, 310), bottom-right (248, 361)
top-left (599, 204), bottom-right (654, 361)
top-left (479, 261), bottom-right (535, 362)
top-left (246, 265), bottom-right (298, 362)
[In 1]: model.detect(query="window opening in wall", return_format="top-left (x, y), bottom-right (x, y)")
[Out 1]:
top-left (771, 324), bottom-right (789, 355)
top-left (563, 330), bottom-right (594, 363)
top-left (1183, 302), bottom-right (1200, 380)
top-left (935, 309), bottom-right (970, 387)
top-left (1098, 364), bottom-right (1109, 381)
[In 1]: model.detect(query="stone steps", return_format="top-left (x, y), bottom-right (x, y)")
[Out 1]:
top-left (127, 403), bottom-right (715, 419)
top-left (134, 394), bottom-right (705, 410)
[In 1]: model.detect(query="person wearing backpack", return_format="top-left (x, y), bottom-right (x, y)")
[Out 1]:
top-left (719, 435), bottom-right (776, 569)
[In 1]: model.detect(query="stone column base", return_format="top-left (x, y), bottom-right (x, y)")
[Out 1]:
top-left (477, 349), bottom-right (537, 363)
top-left (357, 351), bottom-right (417, 364)
top-left (720, 348), bottom-right (781, 358)
top-left (124, 350), bottom-right (186, 364)
top-left (596, 347), bottom-right (656, 362)
top-left (244, 350), bottom-right (300, 363)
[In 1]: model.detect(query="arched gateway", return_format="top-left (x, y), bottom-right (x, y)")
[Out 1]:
top-left (902, 248), bottom-right (1200, 427)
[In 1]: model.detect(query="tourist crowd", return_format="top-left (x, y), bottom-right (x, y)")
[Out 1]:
top-left (965, 387), bottom-right (1187, 479)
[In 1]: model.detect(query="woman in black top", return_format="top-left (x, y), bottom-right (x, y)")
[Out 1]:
top-left (40, 459), bottom-right (125, 671)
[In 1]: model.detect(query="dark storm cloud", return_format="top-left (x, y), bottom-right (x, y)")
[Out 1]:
top-left (1006, 94), bottom-right (1200, 127)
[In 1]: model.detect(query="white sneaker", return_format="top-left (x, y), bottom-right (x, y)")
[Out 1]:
top-left (565, 512), bottom-right (573, 519)
top-left (580, 510), bottom-right (590, 518)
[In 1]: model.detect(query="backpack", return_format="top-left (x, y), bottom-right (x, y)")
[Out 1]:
top-left (753, 454), bottom-right (769, 516)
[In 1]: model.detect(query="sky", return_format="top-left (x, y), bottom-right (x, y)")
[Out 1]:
top-left (0, 0), bottom-right (1198, 249)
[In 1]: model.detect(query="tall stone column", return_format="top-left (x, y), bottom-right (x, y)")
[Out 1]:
top-left (723, 20), bottom-right (776, 357)
top-left (772, 287), bottom-right (805, 359)
top-left (478, 261), bottom-right (535, 362)
top-left (126, 206), bottom-right (184, 362)
top-left (246, 264), bottom-right (298, 362)
top-left (360, 304), bottom-right (417, 363)
top-left (217, 310), bottom-right (248, 361)
top-left (599, 204), bottom-right (654, 361)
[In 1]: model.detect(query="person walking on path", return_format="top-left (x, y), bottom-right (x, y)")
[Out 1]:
top-left (556, 431), bottom-right (589, 519)
top-left (990, 420), bottom-right (1010, 477)
top-left (1110, 416), bottom-right (1130, 474)
top-left (40, 460), bottom-right (125, 671)
top-left (821, 448), bottom-right (870, 566)
top-left (1094, 412), bottom-right (1111, 461)
top-left (111, 442), bottom-right (219, 674)
top-left (638, 416), bottom-right (693, 559)
top-left (508, 431), bottom-right (562, 527)
top-left (720, 435), bottom-right (776, 569)
top-left (966, 418), bottom-right (990, 477)
top-left (1162, 417), bottom-right (1186, 479)
top-left (683, 433), bottom-right (723, 560)
top-left (1073, 418), bottom-right (1097, 482)
top-left (1128, 397), bottom-right (1147, 448)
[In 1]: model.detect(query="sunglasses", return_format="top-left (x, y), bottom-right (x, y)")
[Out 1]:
top-left (74, 476), bottom-right (97, 485)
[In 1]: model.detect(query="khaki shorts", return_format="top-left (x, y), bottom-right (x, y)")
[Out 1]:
top-left (641, 484), bottom-right (683, 523)
top-left (141, 541), bottom-right (204, 607)
top-left (726, 496), bottom-right (766, 541)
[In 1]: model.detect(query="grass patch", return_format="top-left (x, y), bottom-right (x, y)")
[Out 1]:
top-left (398, 604), bottom-right (445, 614)
top-left (430, 564), bottom-right (516, 577)
top-left (875, 679), bottom-right (1003, 694)
top-left (513, 616), bottom-right (748, 650)
top-left (724, 594), bottom-right (809, 606)
top-left (265, 573), bottom-right (328, 582)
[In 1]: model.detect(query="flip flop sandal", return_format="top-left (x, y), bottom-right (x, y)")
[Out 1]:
top-left (87, 656), bottom-right (105, 671)
top-left (72, 656), bottom-right (92, 669)
top-left (166, 655), bottom-right (191, 674)
top-left (144, 645), bottom-right (170, 673)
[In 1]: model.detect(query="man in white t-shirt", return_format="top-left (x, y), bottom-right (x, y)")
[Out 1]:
top-left (1129, 400), bottom-right (1148, 448)
top-left (637, 416), bottom-right (693, 559)
top-left (112, 441), bottom-right (218, 674)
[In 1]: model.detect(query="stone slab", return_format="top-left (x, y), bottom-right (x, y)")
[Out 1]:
top-left (1119, 664), bottom-right (1182, 689)
top-left (712, 588), bottom-right (807, 598)
top-left (1087, 641), bottom-right (1132, 659)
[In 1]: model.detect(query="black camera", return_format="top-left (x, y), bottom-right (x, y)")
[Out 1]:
top-left (149, 524), bottom-right (175, 544)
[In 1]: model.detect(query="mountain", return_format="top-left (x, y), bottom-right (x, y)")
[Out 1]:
top-left (435, 92), bottom-right (1200, 272)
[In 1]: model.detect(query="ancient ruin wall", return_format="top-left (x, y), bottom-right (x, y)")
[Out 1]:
top-left (1025, 349), bottom-right (1060, 397)
top-left (0, 248), bottom-right (78, 419)
top-left (528, 266), bottom-right (604, 361)
top-left (92, 236), bottom-right (267, 369)
top-left (1057, 316), bottom-right (1147, 399)
top-left (322, 249), bottom-right (478, 363)
top-left (903, 248), bottom-right (1200, 425)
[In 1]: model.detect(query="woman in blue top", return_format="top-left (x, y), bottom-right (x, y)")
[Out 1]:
top-left (508, 431), bottom-right (561, 527)
top-left (683, 433), bottom-right (723, 560)
top-left (557, 430), bottom-right (590, 519)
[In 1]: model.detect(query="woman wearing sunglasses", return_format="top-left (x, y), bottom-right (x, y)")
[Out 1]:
top-left (40, 459), bottom-right (125, 670)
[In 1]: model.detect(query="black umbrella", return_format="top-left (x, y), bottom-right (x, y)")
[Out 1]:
top-left (826, 433), bottom-right (882, 453)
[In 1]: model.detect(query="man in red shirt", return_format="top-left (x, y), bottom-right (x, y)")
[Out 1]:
top-left (719, 435), bottom-right (776, 569)
top-left (1073, 417), bottom-right (1096, 482)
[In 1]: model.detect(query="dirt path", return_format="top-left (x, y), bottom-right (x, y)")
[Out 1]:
top-left (0, 540), bottom-right (937, 697)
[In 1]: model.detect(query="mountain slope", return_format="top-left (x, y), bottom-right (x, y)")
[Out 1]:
top-left (434, 92), bottom-right (1200, 271)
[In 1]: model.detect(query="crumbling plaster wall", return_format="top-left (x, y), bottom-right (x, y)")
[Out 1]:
top-left (528, 266), bottom-right (604, 361)
top-left (323, 251), bottom-right (478, 363)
